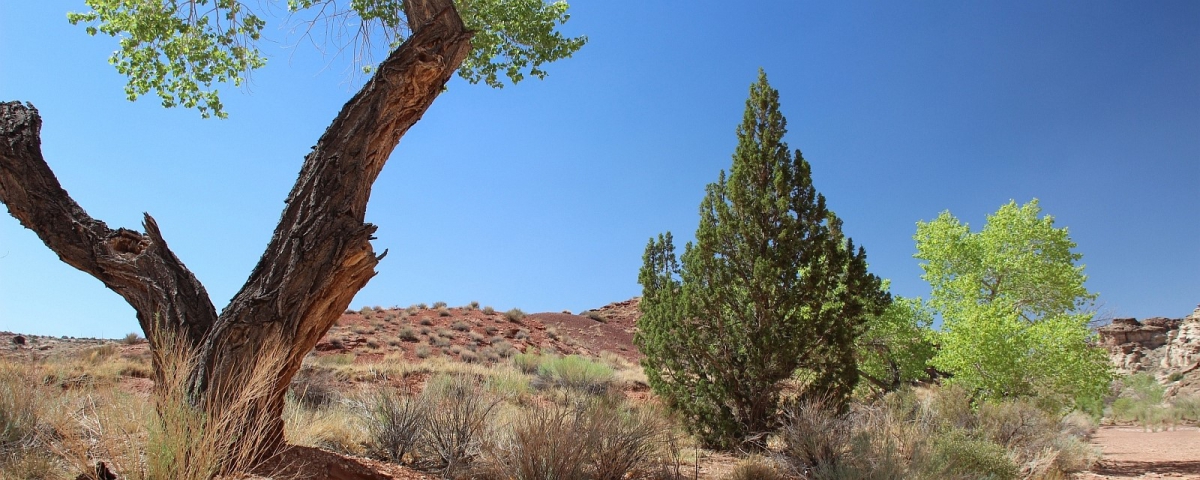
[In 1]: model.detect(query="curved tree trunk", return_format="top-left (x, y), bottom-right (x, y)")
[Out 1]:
top-left (0, 0), bottom-right (472, 471)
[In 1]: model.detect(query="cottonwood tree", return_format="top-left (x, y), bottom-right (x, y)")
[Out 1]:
top-left (915, 199), bottom-right (1112, 411)
top-left (636, 70), bottom-right (888, 449)
top-left (0, 0), bottom-right (582, 472)
top-left (856, 294), bottom-right (935, 392)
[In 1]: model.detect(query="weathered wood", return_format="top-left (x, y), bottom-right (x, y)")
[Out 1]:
top-left (0, 0), bottom-right (473, 469)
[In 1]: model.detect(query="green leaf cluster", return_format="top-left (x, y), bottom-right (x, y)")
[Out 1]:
top-left (915, 199), bottom-right (1112, 410)
top-left (68, 0), bottom-right (586, 118)
top-left (636, 70), bottom-right (888, 449)
top-left (69, 0), bottom-right (267, 119)
top-left (856, 294), bottom-right (936, 392)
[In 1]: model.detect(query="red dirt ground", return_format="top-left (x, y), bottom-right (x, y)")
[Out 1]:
top-left (1078, 426), bottom-right (1200, 479)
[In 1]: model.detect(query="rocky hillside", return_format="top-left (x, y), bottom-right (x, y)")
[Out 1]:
top-left (1097, 305), bottom-right (1200, 396)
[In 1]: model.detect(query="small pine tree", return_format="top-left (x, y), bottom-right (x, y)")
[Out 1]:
top-left (636, 70), bottom-right (888, 449)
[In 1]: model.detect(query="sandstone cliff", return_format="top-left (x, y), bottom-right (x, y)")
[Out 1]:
top-left (1097, 305), bottom-right (1200, 396)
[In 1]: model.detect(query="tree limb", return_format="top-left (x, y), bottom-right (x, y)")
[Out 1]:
top-left (0, 102), bottom-right (220, 352)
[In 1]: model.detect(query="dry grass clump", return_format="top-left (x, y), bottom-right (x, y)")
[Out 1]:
top-left (477, 396), bottom-right (670, 480)
top-left (773, 385), bottom-right (1098, 480)
top-left (724, 456), bottom-right (786, 480)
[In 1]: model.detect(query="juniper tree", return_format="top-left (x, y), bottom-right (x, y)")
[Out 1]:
top-left (636, 70), bottom-right (888, 449)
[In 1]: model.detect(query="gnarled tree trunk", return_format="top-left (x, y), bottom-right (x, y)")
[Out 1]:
top-left (0, 0), bottom-right (472, 471)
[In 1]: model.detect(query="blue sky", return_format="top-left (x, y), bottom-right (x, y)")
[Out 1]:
top-left (1, 1), bottom-right (1197, 338)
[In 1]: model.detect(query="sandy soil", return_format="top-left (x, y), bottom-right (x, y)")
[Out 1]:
top-left (1080, 426), bottom-right (1200, 479)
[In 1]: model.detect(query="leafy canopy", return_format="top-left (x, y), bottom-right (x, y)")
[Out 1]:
top-left (636, 70), bottom-right (888, 448)
top-left (68, 0), bottom-right (587, 118)
top-left (856, 293), bottom-right (935, 392)
top-left (915, 199), bottom-right (1111, 410)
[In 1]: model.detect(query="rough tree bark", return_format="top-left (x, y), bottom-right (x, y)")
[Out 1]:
top-left (0, 0), bottom-right (472, 470)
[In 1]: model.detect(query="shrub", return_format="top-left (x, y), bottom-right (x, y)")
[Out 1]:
top-left (433, 337), bottom-right (451, 348)
top-left (505, 308), bottom-right (525, 323)
top-left (452, 321), bottom-right (472, 332)
top-left (289, 367), bottom-right (340, 409)
top-left (586, 402), bottom-right (665, 480)
top-left (365, 386), bottom-right (426, 463)
top-left (359, 306), bottom-right (373, 316)
top-left (927, 430), bottom-right (1018, 480)
top-left (1169, 371), bottom-right (1185, 382)
top-left (483, 400), bottom-right (665, 480)
top-left (121, 332), bottom-right (144, 345)
top-left (1173, 395), bottom-right (1200, 422)
top-left (460, 350), bottom-right (481, 364)
top-left (438, 308), bottom-right (452, 317)
top-left (726, 456), bottom-right (785, 480)
top-left (485, 402), bottom-right (591, 479)
top-left (513, 352), bottom-right (542, 374)
top-left (468, 332), bottom-right (485, 343)
top-left (778, 397), bottom-right (854, 469)
top-left (399, 326), bottom-right (419, 342)
top-left (514, 328), bottom-right (530, 340)
top-left (432, 301), bottom-right (448, 309)
top-left (468, 301), bottom-right (480, 310)
top-left (537, 355), bottom-right (614, 393)
top-left (416, 346), bottom-right (432, 359)
top-left (419, 374), bottom-right (500, 475)
top-left (584, 310), bottom-right (607, 323)
top-left (419, 326), bottom-right (432, 335)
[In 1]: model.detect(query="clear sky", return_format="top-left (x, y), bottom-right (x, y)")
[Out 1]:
top-left (1, 1), bottom-right (1197, 338)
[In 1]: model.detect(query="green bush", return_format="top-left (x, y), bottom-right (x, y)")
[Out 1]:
top-left (927, 430), bottom-right (1018, 480)
top-left (536, 355), bottom-right (614, 393)
top-left (512, 352), bottom-right (542, 374)
top-left (505, 308), bottom-right (526, 322)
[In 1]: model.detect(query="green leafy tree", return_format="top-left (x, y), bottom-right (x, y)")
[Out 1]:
top-left (914, 199), bottom-right (1112, 410)
top-left (636, 70), bottom-right (888, 449)
top-left (856, 294), bottom-right (936, 392)
top-left (68, 0), bottom-right (586, 118)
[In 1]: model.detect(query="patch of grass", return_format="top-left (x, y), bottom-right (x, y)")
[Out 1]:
top-left (419, 317), bottom-right (434, 326)
top-left (482, 306), bottom-right (496, 315)
top-left (399, 326), bottom-right (419, 341)
top-left (432, 301), bottom-right (448, 309)
top-left (284, 392), bottom-right (365, 456)
top-left (467, 301), bottom-right (480, 310)
top-left (505, 308), bottom-right (525, 323)
top-left (314, 353), bottom-right (356, 367)
top-left (452, 320), bottom-right (472, 332)
top-left (438, 307), bottom-right (452, 317)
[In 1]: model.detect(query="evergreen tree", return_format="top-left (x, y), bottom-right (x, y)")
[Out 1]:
top-left (636, 70), bottom-right (888, 449)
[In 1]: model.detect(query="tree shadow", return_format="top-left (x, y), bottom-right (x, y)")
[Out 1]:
top-left (1092, 460), bottom-right (1200, 476)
